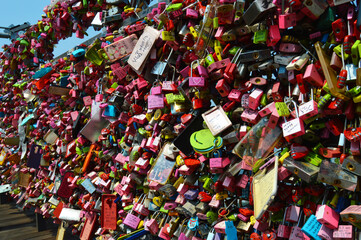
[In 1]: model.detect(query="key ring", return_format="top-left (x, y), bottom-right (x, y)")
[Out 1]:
top-left (218, 198), bottom-right (236, 219)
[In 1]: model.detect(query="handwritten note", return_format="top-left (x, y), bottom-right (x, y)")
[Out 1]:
top-left (203, 106), bottom-right (232, 136)
top-left (333, 225), bottom-right (353, 238)
top-left (128, 26), bottom-right (160, 72)
top-left (282, 119), bottom-right (302, 136)
top-left (299, 101), bottom-right (315, 115)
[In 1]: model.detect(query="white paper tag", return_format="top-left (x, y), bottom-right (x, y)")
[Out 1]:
top-left (59, 208), bottom-right (81, 221)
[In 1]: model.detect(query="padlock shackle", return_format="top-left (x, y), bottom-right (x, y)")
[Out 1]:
top-left (298, 41), bottom-right (317, 61)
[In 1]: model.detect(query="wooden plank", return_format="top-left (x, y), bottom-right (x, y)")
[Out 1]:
top-left (17, 230), bottom-right (55, 240)
top-left (0, 213), bottom-right (34, 222)
top-left (0, 226), bottom-right (36, 239)
top-left (26, 233), bottom-right (57, 240)
top-left (0, 217), bottom-right (34, 228)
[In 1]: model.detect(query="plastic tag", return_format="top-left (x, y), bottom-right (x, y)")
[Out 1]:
top-left (81, 178), bottom-right (96, 194)
top-left (101, 194), bottom-right (117, 230)
top-left (225, 221), bottom-right (238, 240)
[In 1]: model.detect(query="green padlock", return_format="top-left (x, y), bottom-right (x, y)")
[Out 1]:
top-left (205, 54), bottom-right (215, 67)
top-left (203, 177), bottom-right (214, 193)
top-left (348, 86), bottom-right (361, 97)
top-left (253, 29), bottom-right (268, 44)
top-left (334, 44), bottom-right (350, 60)
top-left (213, 17), bottom-right (219, 29)
top-left (260, 94), bottom-right (268, 107)
top-left (275, 102), bottom-right (290, 117)
top-left (312, 143), bottom-right (324, 153)
top-left (304, 152), bottom-right (323, 167)
top-left (166, 93), bottom-right (175, 104)
top-left (166, 3), bottom-right (182, 12)
top-left (206, 211), bottom-right (217, 224)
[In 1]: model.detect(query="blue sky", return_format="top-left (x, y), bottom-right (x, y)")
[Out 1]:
top-left (0, 0), bottom-right (99, 58)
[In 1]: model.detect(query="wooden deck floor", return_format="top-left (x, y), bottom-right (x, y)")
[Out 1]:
top-left (0, 200), bottom-right (79, 240)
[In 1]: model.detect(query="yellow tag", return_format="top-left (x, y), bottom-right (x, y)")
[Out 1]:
top-left (162, 31), bottom-right (175, 41)
top-left (215, 46), bottom-right (222, 61)
top-left (215, 192), bottom-right (228, 200)
top-left (250, 216), bottom-right (256, 225)
top-left (334, 44), bottom-right (350, 60)
top-left (189, 26), bottom-right (198, 38)
top-left (176, 155), bottom-right (184, 166)
top-left (154, 109), bottom-right (162, 121)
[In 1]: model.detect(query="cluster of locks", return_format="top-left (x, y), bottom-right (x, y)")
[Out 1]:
top-left (3, 0), bottom-right (361, 239)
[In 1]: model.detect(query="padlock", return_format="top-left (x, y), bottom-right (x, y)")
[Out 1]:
top-left (282, 100), bottom-right (305, 141)
top-left (299, 89), bottom-right (318, 121)
top-left (315, 189), bottom-right (340, 230)
top-left (189, 60), bottom-right (205, 88)
top-left (278, 1), bottom-right (297, 29)
top-left (277, 209), bottom-right (291, 238)
top-left (301, 215), bottom-right (322, 240)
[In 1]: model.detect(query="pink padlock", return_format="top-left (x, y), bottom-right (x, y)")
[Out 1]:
top-left (189, 61), bottom-right (205, 87)
top-left (267, 110), bottom-right (280, 129)
top-left (186, 8), bottom-right (198, 19)
top-left (215, 79), bottom-right (231, 97)
top-left (228, 89), bottom-right (242, 102)
top-left (316, 204), bottom-right (339, 229)
top-left (222, 176), bottom-right (235, 192)
top-left (248, 88), bottom-right (263, 110)
top-left (209, 195), bottom-right (220, 208)
top-left (317, 224), bottom-right (333, 240)
top-left (286, 205), bottom-right (301, 223)
top-left (279, 12), bottom-right (297, 29)
top-left (303, 63), bottom-right (323, 87)
top-left (241, 109), bottom-right (260, 124)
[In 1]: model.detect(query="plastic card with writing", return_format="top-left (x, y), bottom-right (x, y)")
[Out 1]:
top-left (101, 194), bottom-right (117, 230)
top-left (59, 208), bottom-right (81, 221)
top-left (80, 212), bottom-right (97, 240)
top-left (81, 178), bottom-right (96, 194)
top-left (57, 172), bottom-right (74, 198)
top-left (253, 156), bottom-right (278, 220)
top-left (128, 26), bottom-right (160, 72)
top-left (27, 144), bottom-right (43, 169)
top-left (147, 143), bottom-right (176, 185)
top-left (317, 160), bottom-right (358, 191)
top-left (202, 105), bottom-right (232, 136)
top-left (103, 34), bottom-right (138, 62)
